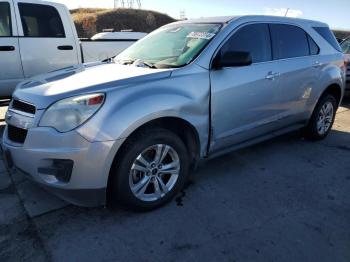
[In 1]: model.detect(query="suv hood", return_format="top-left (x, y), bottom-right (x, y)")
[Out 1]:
top-left (13, 62), bottom-right (172, 109)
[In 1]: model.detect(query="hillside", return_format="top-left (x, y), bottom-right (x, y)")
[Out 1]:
top-left (71, 8), bottom-right (176, 38)
top-left (71, 8), bottom-right (350, 41)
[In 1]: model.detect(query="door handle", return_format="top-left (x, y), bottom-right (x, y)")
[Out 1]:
top-left (57, 45), bottom-right (73, 50)
top-left (313, 61), bottom-right (321, 68)
top-left (0, 46), bottom-right (15, 51)
top-left (265, 72), bottom-right (280, 80)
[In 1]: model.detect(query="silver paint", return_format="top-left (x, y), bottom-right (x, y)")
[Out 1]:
top-left (2, 16), bottom-right (346, 206)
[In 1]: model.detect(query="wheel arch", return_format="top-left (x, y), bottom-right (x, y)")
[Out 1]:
top-left (320, 83), bottom-right (343, 106)
top-left (106, 116), bottom-right (202, 204)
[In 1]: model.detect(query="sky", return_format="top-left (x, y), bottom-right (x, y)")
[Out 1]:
top-left (51, 0), bottom-right (350, 30)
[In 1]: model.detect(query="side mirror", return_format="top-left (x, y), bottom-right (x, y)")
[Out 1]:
top-left (212, 51), bottom-right (252, 69)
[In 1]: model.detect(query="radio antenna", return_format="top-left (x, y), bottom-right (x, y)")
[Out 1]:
top-left (284, 8), bottom-right (290, 17)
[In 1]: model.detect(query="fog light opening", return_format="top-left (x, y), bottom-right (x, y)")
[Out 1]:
top-left (38, 159), bottom-right (74, 183)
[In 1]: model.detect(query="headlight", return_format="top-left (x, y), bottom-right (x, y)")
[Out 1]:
top-left (39, 93), bottom-right (105, 132)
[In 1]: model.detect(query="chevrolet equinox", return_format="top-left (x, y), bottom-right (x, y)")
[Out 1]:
top-left (2, 16), bottom-right (347, 211)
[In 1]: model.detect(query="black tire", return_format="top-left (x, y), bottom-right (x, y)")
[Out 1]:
top-left (303, 94), bottom-right (338, 140)
top-left (109, 128), bottom-right (190, 212)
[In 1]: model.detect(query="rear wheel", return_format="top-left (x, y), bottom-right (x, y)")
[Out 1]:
top-left (304, 94), bottom-right (337, 140)
top-left (109, 128), bottom-right (190, 211)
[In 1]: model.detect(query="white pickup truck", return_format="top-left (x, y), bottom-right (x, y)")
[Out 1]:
top-left (0, 0), bottom-right (146, 98)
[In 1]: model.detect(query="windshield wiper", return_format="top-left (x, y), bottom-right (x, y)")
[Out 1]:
top-left (115, 59), bottom-right (158, 69)
top-left (135, 60), bottom-right (158, 69)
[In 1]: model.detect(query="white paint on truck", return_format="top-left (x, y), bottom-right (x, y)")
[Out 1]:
top-left (82, 32), bottom-right (147, 63)
top-left (0, 0), bottom-right (145, 97)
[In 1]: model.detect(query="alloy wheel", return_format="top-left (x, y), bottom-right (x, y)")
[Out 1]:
top-left (316, 101), bottom-right (334, 135)
top-left (129, 144), bottom-right (180, 202)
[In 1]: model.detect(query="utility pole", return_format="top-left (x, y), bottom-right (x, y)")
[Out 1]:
top-left (114, 0), bottom-right (141, 8)
top-left (180, 10), bottom-right (186, 20)
top-left (114, 0), bottom-right (125, 8)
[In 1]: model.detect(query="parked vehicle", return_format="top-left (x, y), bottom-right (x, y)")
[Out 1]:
top-left (336, 37), bottom-right (344, 43)
top-left (0, 0), bottom-right (144, 98)
top-left (340, 37), bottom-right (350, 94)
top-left (81, 31), bottom-right (147, 65)
top-left (2, 16), bottom-right (346, 211)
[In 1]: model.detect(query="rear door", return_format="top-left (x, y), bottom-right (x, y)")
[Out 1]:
top-left (269, 23), bottom-right (320, 126)
top-left (14, 1), bottom-right (79, 78)
top-left (210, 23), bottom-right (282, 153)
top-left (0, 0), bottom-right (24, 97)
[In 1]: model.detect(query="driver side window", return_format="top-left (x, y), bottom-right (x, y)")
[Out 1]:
top-left (221, 23), bottom-right (272, 63)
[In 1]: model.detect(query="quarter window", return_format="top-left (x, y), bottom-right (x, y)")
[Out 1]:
top-left (221, 23), bottom-right (272, 63)
top-left (0, 2), bottom-right (12, 37)
top-left (307, 35), bottom-right (320, 55)
top-left (18, 3), bottom-right (65, 37)
top-left (270, 24), bottom-right (309, 59)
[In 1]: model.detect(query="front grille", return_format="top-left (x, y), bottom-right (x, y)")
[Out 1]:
top-left (12, 99), bottom-right (36, 115)
top-left (7, 125), bottom-right (28, 144)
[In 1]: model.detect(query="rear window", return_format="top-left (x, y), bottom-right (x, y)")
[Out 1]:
top-left (270, 24), bottom-right (309, 59)
top-left (0, 2), bottom-right (12, 37)
top-left (18, 3), bottom-right (65, 38)
top-left (313, 27), bottom-right (341, 52)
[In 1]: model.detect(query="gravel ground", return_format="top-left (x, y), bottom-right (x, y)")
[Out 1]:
top-left (0, 99), bottom-right (350, 262)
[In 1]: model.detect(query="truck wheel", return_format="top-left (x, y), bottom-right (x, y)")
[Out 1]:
top-left (109, 128), bottom-right (190, 211)
top-left (304, 94), bottom-right (337, 140)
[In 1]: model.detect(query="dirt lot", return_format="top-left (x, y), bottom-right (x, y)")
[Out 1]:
top-left (1, 100), bottom-right (350, 262)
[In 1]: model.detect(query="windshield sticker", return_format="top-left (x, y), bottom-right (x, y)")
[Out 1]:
top-left (187, 32), bottom-right (216, 40)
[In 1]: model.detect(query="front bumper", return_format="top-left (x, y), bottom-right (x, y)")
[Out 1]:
top-left (2, 125), bottom-right (124, 207)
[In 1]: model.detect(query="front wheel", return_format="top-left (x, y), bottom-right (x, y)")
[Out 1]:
top-left (109, 128), bottom-right (190, 211)
top-left (303, 94), bottom-right (338, 140)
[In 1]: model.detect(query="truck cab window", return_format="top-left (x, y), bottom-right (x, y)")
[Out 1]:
top-left (18, 3), bottom-right (65, 37)
top-left (0, 2), bottom-right (12, 37)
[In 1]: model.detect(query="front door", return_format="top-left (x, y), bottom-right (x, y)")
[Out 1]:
top-left (15, 1), bottom-right (79, 78)
top-left (0, 1), bottom-right (24, 97)
top-left (210, 23), bottom-right (282, 153)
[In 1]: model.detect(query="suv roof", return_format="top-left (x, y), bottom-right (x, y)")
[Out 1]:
top-left (178, 15), bottom-right (328, 28)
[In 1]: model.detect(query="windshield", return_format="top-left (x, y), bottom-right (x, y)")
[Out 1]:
top-left (114, 23), bottom-right (222, 68)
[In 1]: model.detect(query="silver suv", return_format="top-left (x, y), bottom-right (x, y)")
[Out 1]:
top-left (2, 16), bottom-right (346, 211)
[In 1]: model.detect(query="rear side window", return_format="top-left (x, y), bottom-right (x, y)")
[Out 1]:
top-left (313, 27), bottom-right (341, 52)
top-left (270, 24), bottom-right (309, 59)
top-left (18, 3), bottom-right (65, 37)
top-left (0, 2), bottom-right (12, 37)
top-left (221, 23), bottom-right (272, 63)
top-left (307, 35), bottom-right (320, 55)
